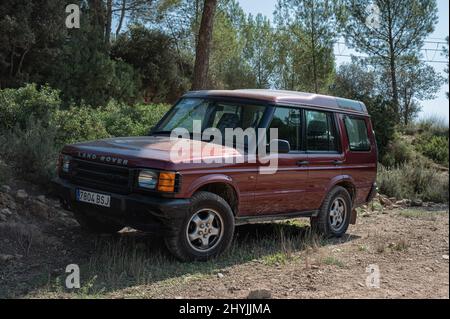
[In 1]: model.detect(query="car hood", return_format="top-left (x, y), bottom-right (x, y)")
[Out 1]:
top-left (62, 136), bottom-right (243, 170)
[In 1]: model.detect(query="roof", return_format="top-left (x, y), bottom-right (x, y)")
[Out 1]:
top-left (183, 89), bottom-right (368, 115)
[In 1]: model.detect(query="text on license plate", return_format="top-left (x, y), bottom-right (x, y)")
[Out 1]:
top-left (76, 189), bottom-right (111, 207)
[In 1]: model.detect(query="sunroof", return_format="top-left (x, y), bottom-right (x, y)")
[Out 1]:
top-left (336, 98), bottom-right (366, 113)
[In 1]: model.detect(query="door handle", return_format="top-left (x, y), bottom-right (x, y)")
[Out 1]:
top-left (333, 160), bottom-right (344, 165)
top-left (297, 161), bottom-right (309, 166)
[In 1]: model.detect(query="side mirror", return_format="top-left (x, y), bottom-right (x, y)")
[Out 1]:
top-left (269, 139), bottom-right (291, 154)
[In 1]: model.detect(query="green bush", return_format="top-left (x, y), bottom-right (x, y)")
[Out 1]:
top-left (0, 84), bottom-right (61, 130)
top-left (414, 134), bottom-right (449, 167)
top-left (52, 105), bottom-right (110, 145)
top-left (0, 85), bottom-right (171, 185)
top-left (0, 118), bottom-right (59, 184)
top-left (101, 101), bottom-right (170, 137)
top-left (380, 134), bottom-right (415, 168)
top-left (378, 161), bottom-right (449, 203)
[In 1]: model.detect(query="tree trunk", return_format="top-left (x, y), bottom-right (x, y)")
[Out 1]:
top-left (191, 0), bottom-right (218, 91)
top-left (105, 0), bottom-right (113, 44)
top-left (387, 2), bottom-right (399, 121)
top-left (115, 0), bottom-right (127, 38)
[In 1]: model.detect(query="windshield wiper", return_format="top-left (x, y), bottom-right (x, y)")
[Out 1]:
top-left (149, 130), bottom-right (172, 136)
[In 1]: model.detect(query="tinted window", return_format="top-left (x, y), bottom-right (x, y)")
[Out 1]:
top-left (344, 117), bottom-right (371, 151)
top-left (269, 107), bottom-right (302, 151)
top-left (305, 110), bottom-right (338, 152)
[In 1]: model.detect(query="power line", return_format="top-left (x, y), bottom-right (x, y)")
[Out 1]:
top-left (334, 54), bottom-right (448, 64)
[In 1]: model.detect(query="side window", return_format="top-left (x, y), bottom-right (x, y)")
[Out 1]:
top-left (305, 110), bottom-right (338, 152)
top-left (269, 107), bottom-right (302, 151)
top-left (344, 116), bottom-right (371, 151)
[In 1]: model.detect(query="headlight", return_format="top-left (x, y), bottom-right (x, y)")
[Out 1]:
top-left (138, 170), bottom-right (158, 189)
top-left (62, 155), bottom-right (71, 173)
top-left (137, 170), bottom-right (177, 192)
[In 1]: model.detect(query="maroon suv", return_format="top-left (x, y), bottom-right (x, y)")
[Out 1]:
top-left (54, 90), bottom-right (378, 261)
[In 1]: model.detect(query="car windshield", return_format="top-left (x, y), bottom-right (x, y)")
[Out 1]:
top-left (153, 98), bottom-right (267, 137)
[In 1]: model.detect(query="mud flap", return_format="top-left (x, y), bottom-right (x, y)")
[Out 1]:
top-left (350, 208), bottom-right (357, 225)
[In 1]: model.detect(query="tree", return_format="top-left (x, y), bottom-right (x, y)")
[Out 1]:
top-left (338, 0), bottom-right (438, 121)
top-left (394, 56), bottom-right (444, 125)
top-left (192, 0), bottom-right (218, 90)
top-left (111, 25), bottom-right (192, 102)
top-left (443, 36), bottom-right (449, 98)
top-left (274, 0), bottom-right (336, 93)
top-left (242, 14), bottom-right (276, 88)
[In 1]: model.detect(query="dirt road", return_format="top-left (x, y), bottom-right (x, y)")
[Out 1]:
top-left (1, 190), bottom-right (448, 299)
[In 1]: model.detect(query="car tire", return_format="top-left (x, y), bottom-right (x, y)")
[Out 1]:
top-left (73, 210), bottom-right (124, 234)
top-left (164, 191), bottom-right (235, 262)
top-left (311, 186), bottom-right (352, 238)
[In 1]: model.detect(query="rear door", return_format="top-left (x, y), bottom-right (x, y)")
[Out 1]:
top-left (340, 115), bottom-right (377, 205)
top-left (254, 106), bottom-right (310, 215)
top-left (303, 109), bottom-right (344, 211)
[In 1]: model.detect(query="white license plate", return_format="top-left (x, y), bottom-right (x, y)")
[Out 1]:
top-left (76, 189), bottom-right (111, 207)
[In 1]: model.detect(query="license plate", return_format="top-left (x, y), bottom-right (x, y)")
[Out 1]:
top-left (76, 189), bottom-right (111, 208)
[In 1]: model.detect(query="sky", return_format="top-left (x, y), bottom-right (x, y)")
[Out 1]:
top-left (238, 0), bottom-right (450, 122)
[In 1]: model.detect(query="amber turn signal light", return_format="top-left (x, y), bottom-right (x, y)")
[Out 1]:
top-left (157, 172), bottom-right (176, 192)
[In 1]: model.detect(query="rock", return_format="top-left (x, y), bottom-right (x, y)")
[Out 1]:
top-left (28, 199), bottom-right (49, 219)
top-left (247, 289), bottom-right (271, 299)
top-left (37, 195), bottom-right (46, 203)
top-left (395, 199), bottom-right (411, 207)
top-left (411, 199), bottom-right (423, 207)
top-left (0, 254), bottom-right (14, 262)
top-left (1, 185), bottom-right (11, 193)
top-left (1, 208), bottom-right (12, 216)
top-left (0, 192), bottom-right (16, 210)
top-left (0, 214), bottom-right (6, 222)
top-left (378, 195), bottom-right (393, 207)
top-left (16, 189), bottom-right (28, 202)
top-left (217, 272), bottom-right (224, 279)
top-left (443, 255), bottom-right (449, 260)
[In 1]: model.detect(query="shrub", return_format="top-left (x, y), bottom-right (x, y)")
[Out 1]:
top-left (380, 134), bottom-right (415, 168)
top-left (414, 134), bottom-right (449, 167)
top-left (0, 84), bottom-right (61, 130)
top-left (52, 105), bottom-right (109, 145)
top-left (378, 160), bottom-right (449, 203)
top-left (101, 101), bottom-right (170, 137)
top-left (0, 118), bottom-right (59, 184)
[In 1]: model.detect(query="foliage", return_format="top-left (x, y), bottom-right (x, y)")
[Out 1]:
top-left (0, 118), bottom-right (59, 183)
top-left (111, 25), bottom-right (191, 103)
top-left (273, 0), bottom-right (336, 93)
top-left (378, 161), bottom-right (449, 203)
top-left (0, 85), bottom-right (170, 184)
top-left (381, 134), bottom-right (415, 168)
top-left (414, 134), bottom-right (449, 167)
top-left (338, 0), bottom-right (439, 120)
top-left (0, 83), bottom-right (61, 130)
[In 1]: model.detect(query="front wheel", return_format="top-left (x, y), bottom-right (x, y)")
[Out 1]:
top-left (164, 191), bottom-right (235, 261)
top-left (311, 186), bottom-right (352, 237)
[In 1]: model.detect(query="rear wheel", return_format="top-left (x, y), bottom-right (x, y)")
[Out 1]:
top-left (311, 186), bottom-right (352, 237)
top-left (73, 211), bottom-right (124, 234)
top-left (164, 191), bottom-right (235, 261)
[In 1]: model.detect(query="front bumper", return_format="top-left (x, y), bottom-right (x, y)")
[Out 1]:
top-left (52, 177), bottom-right (190, 234)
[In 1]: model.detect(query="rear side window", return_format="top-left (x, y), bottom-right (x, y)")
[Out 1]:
top-left (305, 110), bottom-right (338, 152)
top-left (344, 117), bottom-right (371, 151)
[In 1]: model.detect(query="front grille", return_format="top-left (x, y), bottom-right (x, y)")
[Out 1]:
top-left (66, 159), bottom-right (133, 194)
